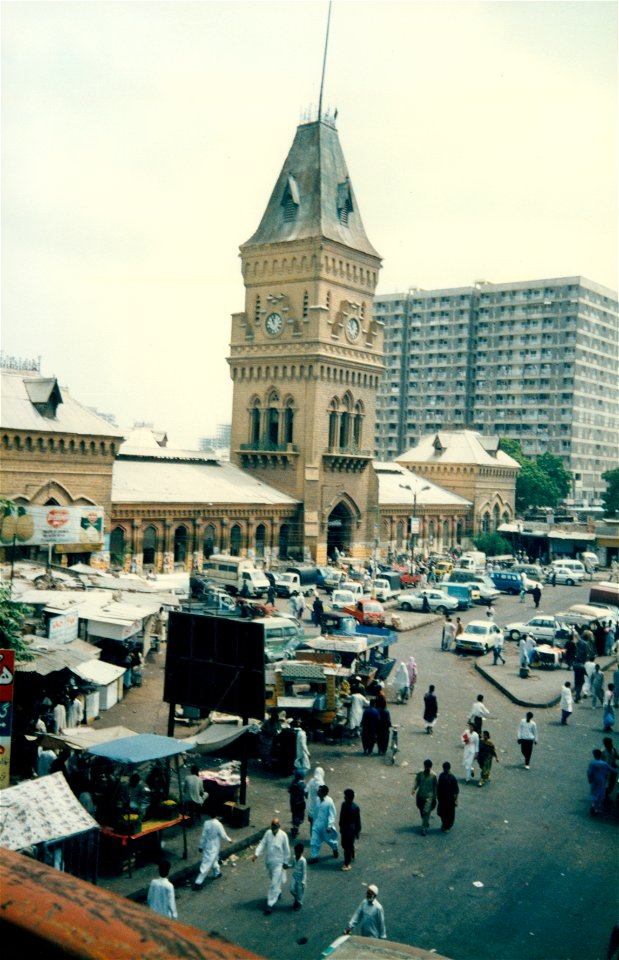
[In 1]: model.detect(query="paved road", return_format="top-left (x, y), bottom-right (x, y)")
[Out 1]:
top-left (167, 581), bottom-right (618, 960)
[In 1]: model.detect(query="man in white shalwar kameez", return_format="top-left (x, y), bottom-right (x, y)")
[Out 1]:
top-left (309, 784), bottom-right (339, 861)
top-left (462, 722), bottom-right (479, 782)
top-left (252, 818), bottom-right (291, 914)
top-left (193, 816), bottom-right (232, 889)
top-left (345, 884), bottom-right (387, 939)
top-left (306, 765), bottom-right (325, 826)
top-left (347, 688), bottom-right (370, 735)
top-left (293, 719), bottom-right (310, 775)
top-left (147, 860), bottom-right (177, 918)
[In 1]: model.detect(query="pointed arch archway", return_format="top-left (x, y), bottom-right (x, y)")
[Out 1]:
top-left (326, 499), bottom-right (357, 559)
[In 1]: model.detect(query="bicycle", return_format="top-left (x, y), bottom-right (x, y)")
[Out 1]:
top-left (386, 725), bottom-right (400, 765)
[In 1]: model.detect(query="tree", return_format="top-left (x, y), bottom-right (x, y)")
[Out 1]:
top-left (499, 440), bottom-right (571, 512)
top-left (601, 468), bottom-right (619, 518)
top-left (0, 581), bottom-right (34, 661)
top-left (472, 532), bottom-right (511, 557)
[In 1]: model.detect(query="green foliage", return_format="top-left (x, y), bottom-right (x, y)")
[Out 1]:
top-left (499, 439), bottom-right (572, 512)
top-left (601, 468), bottom-right (619, 517)
top-left (472, 532), bottom-right (511, 556)
top-left (0, 581), bottom-right (35, 661)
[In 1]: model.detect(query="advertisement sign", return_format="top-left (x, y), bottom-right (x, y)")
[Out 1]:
top-left (0, 504), bottom-right (104, 547)
top-left (410, 518), bottom-right (421, 535)
top-left (48, 610), bottom-right (80, 644)
top-left (0, 650), bottom-right (15, 790)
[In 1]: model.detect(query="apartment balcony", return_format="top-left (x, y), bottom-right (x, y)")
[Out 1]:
top-left (238, 439), bottom-right (300, 469)
top-left (323, 443), bottom-right (372, 473)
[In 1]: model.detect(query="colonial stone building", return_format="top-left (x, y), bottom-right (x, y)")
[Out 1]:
top-left (396, 431), bottom-right (520, 537)
top-left (228, 114), bottom-right (383, 564)
top-left (110, 428), bottom-right (298, 573)
top-left (0, 364), bottom-right (122, 565)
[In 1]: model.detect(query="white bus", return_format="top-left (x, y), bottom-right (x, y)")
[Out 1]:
top-left (203, 555), bottom-right (270, 597)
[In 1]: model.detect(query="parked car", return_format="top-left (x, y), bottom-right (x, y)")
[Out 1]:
top-left (490, 571), bottom-right (525, 595)
top-left (546, 567), bottom-right (585, 586)
top-left (446, 570), bottom-right (500, 604)
top-left (330, 588), bottom-right (357, 610)
top-left (512, 563), bottom-right (545, 583)
top-left (504, 616), bottom-right (571, 642)
top-left (455, 620), bottom-right (503, 655)
top-left (343, 598), bottom-right (386, 627)
top-left (399, 589), bottom-right (459, 614)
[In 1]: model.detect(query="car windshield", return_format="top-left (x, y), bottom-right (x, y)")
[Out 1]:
top-left (465, 625), bottom-right (488, 635)
top-left (365, 603), bottom-right (382, 613)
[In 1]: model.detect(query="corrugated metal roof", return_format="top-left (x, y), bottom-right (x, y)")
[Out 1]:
top-left (375, 463), bottom-right (471, 507)
top-left (1, 368), bottom-right (123, 437)
top-left (112, 456), bottom-right (298, 505)
top-left (397, 431), bottom-right (520, 469)
top-left (16, 639), bottom-right (100, 675)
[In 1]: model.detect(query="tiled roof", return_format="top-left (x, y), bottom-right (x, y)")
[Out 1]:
top-left (397, 431), bottom-right (520, 469)
top-left (374, 462), bottom-right (471, 507)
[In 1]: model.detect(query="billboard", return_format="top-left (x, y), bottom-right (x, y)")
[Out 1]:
top-left (0, 650), bottom-right (15, 790)
top-left (164, 613), bottom-right (265, 720)
top-left (0, 504), bottom-right (104, 547)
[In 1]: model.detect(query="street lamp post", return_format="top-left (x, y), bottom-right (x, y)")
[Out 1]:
top-left (399, 482), bottom-right (430, 572)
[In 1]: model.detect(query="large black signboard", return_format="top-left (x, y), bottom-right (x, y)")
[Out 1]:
top-left (164, 612), bottom-right (265, 720)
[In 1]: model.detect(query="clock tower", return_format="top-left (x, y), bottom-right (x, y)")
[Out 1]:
top-left (228, 115), bottom-right (383, 564)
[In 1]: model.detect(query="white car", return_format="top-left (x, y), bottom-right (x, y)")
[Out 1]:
top-left (546, 568), bottom-right (585, 586)
top-left (505, 616), bottom-right (570, 642)
top-left (330, 589), bottom-right (357, 610)
top-left (455, 620), bottom-right (503, 655)
top-left (399, 589), bottom-right (459, 614)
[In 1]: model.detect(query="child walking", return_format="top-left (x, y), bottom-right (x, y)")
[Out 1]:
top-left (291, 842), bottom-right (307, 911)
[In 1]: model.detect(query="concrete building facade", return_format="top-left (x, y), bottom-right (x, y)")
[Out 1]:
top-left (374, 276), bottom-right (619, 508)
top-left (228, 115), bottom-right (384, 563)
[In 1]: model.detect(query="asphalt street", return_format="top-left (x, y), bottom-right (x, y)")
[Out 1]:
top-left (142, 581), bottom-right (618, 960)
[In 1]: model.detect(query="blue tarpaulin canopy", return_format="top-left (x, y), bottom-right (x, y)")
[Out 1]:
top-left (87, 733), bottom-right (190, 764)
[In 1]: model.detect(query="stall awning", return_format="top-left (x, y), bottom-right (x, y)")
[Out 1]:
top-left (71, 659), bottom-right (126, 686)
top-left (87, 733), bottom-right (190, 764)
top-left (548, 531), bottom-right (595, 541)
top-left (183, 724), bottom-right (253, 754)
top-left (15, 639), bottom-right (100, 676)
top-left (0, 773), bottom-right (98, 852)
top-left (32, 726), bottom-right (139, 752)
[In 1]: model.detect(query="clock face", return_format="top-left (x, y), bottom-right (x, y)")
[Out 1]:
top-left (265, 312), bottom-right (283, 336)
top-left (346, 317), bottom-right (361, 342)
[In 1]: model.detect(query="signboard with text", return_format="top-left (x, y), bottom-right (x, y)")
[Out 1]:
top-left (0, 504), bottom-right (104, 547)
top-left (48, 610), bottom-right (80, 644)
top-left (0, 650), bottom-right (15, 790)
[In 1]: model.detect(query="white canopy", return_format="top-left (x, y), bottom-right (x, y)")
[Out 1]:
top-left (0, 773), bottom-right (98, 852)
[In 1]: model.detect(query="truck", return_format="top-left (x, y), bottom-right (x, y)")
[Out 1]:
top-left (202, 555), bottom-right (270, 597)
top-left (372, 571), bottom-right (401, 601)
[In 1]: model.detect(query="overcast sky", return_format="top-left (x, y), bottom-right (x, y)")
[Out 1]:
top-left (3, 1), bottom-right (617, 448)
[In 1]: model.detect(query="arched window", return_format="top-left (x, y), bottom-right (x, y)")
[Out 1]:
top-left (428, 520), bottom-right (435, 545)
top-left (255, 523), bottom-right (266, 558)
top-left (502, 511), bottom-right (510, 525)
top-left (250, 401), bottom-right (261, 445)
top-left (143, 526), bottom-right (158, 566)
top-left (339, 395), bottom-right (352, 449)
top-left (493, 505), bottom-right (500, 530)
top-left (230, 524), bottom-right (242, 556)
top-left (110, 527), bottom-right (126, 564)
top-left (353, 401), bottom-right (364, 447)
top-left (284, 399), bottom-right (295, 444)
top-left (482, 512), bottom-right (491, 534)
top-left (328, 400), bottom-right (339, 449)
top-left (266, 392), bottom-right (280, 446)
top-left (203, 524), bottom-right (216, 560)
top-left (174, 525), bottom-right (188, 564)
top-left (396, 520), bottom-right (405, 545)
top-left (456, 521), bottom-right (463, 544)
top-left (443, 520), bottom-right (450, 545)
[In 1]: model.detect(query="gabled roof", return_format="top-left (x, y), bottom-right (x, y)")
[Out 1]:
top-left (1, 368), bottom-right (123, 438)
top-left (397, 431), bottom-right (520, 469)
top-left (241, 120), bottom-right (381, 260)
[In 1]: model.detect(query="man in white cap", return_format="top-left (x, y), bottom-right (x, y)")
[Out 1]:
top-left (252, 818), bottom-right (291, 915)
top-left (345, 884), bottom-right (387, 939)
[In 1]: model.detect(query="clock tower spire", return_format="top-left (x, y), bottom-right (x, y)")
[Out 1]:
top-left (228, 116), bottom-right (383, 563)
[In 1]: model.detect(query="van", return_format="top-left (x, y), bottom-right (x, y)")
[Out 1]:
top-left (552, 559), bottom-right (586, 577)
top-left (581, 552), bottom-right (600, 572)
top-left (444, 583), bottom-right (473, 609)
top-left (203, 555), bottom-right (270, 597)
top-left (459, 551), bottom-right (486, 570)
top-left (490, 571), bottom-right (524, 595)
top-left (435, 560), bottom-right (454, 579)
top-left (512, 563), bottom-right (544, 583)
top-left (446, 570), bottom-right (499, 603)
top-left (340, 581), bottom-right (364, 600)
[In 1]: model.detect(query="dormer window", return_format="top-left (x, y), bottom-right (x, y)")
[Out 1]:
top-left (281, 175), bottom-right (300, 222)
top-left (25, 377), bottom-right (62, 419)
top-left (337, 178), bottom-right (353, 225)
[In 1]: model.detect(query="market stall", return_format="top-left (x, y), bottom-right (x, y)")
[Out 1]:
top-left (0, 772), bottom-right (99, 883)
top-left (86, 733), bottom-right (191, 877)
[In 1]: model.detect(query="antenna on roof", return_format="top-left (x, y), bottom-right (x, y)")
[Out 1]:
top-left (318, 0), bottom-right (333, 122)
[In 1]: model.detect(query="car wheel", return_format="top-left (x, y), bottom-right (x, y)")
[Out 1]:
top-left (509, 629), bottom-right (520, 641)
top-left (565, 578), bottom-right (574, 586)
top-left (401, 602), bottom-right (413, 612)
top-left (437, 605), bottom-right (447, 615)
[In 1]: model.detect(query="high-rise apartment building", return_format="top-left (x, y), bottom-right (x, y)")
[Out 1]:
top-left (374, 276), bottom-right (618, 507)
